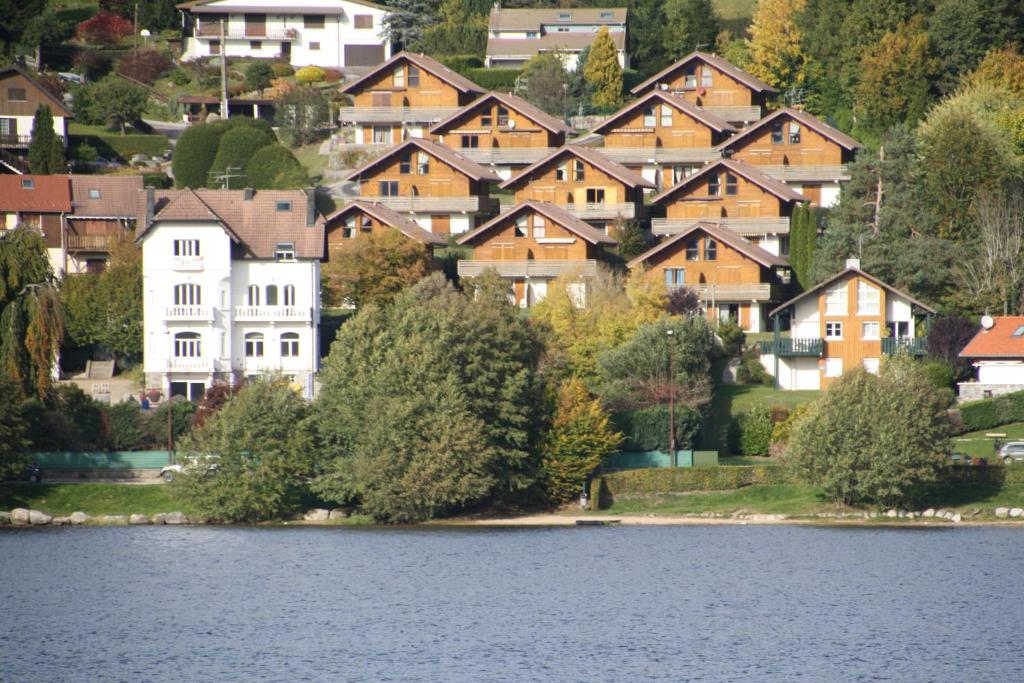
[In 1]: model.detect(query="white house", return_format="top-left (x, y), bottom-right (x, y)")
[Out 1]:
top-left (958, 316), bottom-right (1024, 402)
top-left (485, 6), bottom-right (628, 71)
top-left (138, 187), bottom-right (324, 401)
top-left (177, 0), bottom-right (391, 69)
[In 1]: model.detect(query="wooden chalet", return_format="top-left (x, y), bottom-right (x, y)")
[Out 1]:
top-left (628, 222), bottom-right (790, 332)
top-left (66, 175), bottom-right (143, 274)
top-left (456, 200), bottom-right (616, 308)
top-left (324, 199), bottom-right (446, 257)
top-left (343, 137), bottom-right (500, 235)
top-left (429, 92), bottom-right (574, 179)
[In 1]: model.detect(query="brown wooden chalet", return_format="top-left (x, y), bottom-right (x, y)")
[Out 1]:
top-left (66, 175), bottom-right (143, 274)
top-left (324, 199), bottom-right (446, 257)
top-left (0, 66), bottom-right (71, 172)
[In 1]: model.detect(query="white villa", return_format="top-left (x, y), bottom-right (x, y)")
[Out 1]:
top-left (176, 0), bottom-right (391, 69)
top-left (958, 316), bottom-right (1024, 402)
top-left (138, 188), bottom-right (324, 401)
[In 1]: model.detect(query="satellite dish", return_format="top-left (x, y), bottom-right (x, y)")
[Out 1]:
top-left (507, 119), bottom-right (516, 129)
top-left (981, 315), bottom-right (995, 330)
top-left (659, 83), bottom-right (669, 91)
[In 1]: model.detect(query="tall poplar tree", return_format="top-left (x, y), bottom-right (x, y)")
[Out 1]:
top-left (583, 27), bottom-right (624, 111)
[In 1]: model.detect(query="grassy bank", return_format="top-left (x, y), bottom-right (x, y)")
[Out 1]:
top-left (700, 384), bottom-right (819, 453)
top-left (0, 483), bottom-right (181, 517)
top-left (953, 422), bottom-right (1024, 460)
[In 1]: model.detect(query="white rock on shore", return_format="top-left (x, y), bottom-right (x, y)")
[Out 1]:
top-left (995, 507), bottom-right (1009, 518)
top-left (51, 517), bottom-right (71, 526)
top-left (29, 510), bottom-right (52, 526)
top-left (885, 509), bottom-right (898, 518)
top-left (69, 511), bottom-right (89, 525)
top-left (129, 514), bottom-right (150, 525)
top-left (163, 512), bottom-right (188, 525)
top-left (922, 509), bottom-right (936, 518)
top-left (328, 508), bottom-right (349, 520)
top-left (99, 515), bottom-right (128, 525)
top-left (1010, 508), bottom-right (1024, 518)
top-left (951, 513), bottom-right (963, 523)
top-left (304, 508), bottom-right (330, 522)
top-left (0, 511), bottom-right (10, 524)
top-left (10, 508), bottom-right (30, 525)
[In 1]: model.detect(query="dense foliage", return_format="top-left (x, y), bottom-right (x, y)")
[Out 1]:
top-left (321, 229), bottom-right (432, 309)
top-left (28, 105), bottom-right (65, 174)
top-left (208, 125), bottom-right (276, 189)
top-left (244, 143), bottom-right (308, 189)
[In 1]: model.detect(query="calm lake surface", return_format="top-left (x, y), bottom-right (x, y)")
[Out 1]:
top-left (1, 525), bottom-right (1023, 682)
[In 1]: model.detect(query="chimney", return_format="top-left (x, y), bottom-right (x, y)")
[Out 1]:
top-left (243, 187), bottom-right (255, 200)
top-left (845, 258), bottom-right (860, 270)
top-left (145, 188), bottom-right (155, 226)
top-left (306, 191), bottom-right (316, 227)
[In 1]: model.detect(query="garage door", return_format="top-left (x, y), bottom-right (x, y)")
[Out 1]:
top-left (345, 45), bottom-right (386, 67)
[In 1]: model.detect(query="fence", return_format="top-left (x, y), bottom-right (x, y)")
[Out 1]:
top-left (34, 451), bottom-right (171, 470)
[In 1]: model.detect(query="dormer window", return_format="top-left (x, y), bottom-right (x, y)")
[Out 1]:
top-left (276, 200), bottom-right (292, 212)
top-left (275, 242), bottom-right (296, 261)
top-left (684, 68), bottom-right (697, 89)
top-left (480, 106), bottom-right (492, 126)
top-left (393, 66), bottom-right (405, 88)
top-left (1014, 326), bottom-right (1024, 337)
top-left (708, 173), bottom-right (720, 196)
top-left (789, 122), bottom-right (801, 144)
top-left (89, 189), bottom-right (101, 199)
top-left (771, 121), bottom-right (784, 144)
top-left (600, 11), bottom-right (613, 19)
top-left (701, 67), bottom-right (713, 88)
top-left (21, 179), bottom-right (33, 189)
top-left (558, 12), bottom-right (571, 20)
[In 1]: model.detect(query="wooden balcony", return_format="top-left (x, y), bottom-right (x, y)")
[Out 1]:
top-left (882, 337), bottom-right (928, 356)
top-left (598, 147), bottom-right (720, 164)
top-left (457, 259), bottom-right (598, 278)
top-left (565, 202), bottom-right (636, 220)
top-left (651, 217), bottom-right (791, 236)
top-left (163, 306), bottom-right (215, 322)
top-left (66, 234), bottom-right (113, 252)
top-left (233, 306), bottom-right (312, 322)
top-left (457, 147), bottom-right (556, 165)
top-left (701, 105), bottom-right (763, 124)
top-left (338, 107), bottom-right (461, 124)
top-left (758, 338), bottom-right (824, 357)
top-left (369, 196), bottom-right (496, 213)
top-left (675, 282), bottom-right (780, 302)
top-left (195, 24), bottom-right (298, 41)
top-left (755, 164), bottom-right (851, 182)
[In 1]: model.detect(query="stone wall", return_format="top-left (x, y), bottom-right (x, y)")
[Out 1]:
top-left (957, 383), bottom-right (1024, 403)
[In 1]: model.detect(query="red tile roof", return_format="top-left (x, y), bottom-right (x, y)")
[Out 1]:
top-left (0, 175), bottom-right (71, 213)
top-left (69, 175), bottom-right (143, 218)
top-left (959, 317), bottom-right (1024, 359)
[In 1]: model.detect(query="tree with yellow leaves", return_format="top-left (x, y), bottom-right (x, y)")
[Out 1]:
top-left (583, 26), bottom-right (623, 111)
top-left (745, 0), bottom-right (810, 92)
top-left (966, 45), bottom-right (1024, 95)
top-left (854, 18), bottom-right (936, 134)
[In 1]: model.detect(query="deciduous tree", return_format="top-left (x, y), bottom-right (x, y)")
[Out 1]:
top-left (584, 27), bottom-right (623, 111)
top-left (321, 229), bottom-right (432, 308)
top-left (516, 52), bottom-right (571, 117)
top-left (278, 86), bottom-right (330, 145)
top-left (76, 10), bottom-right (133, 47)
top-left (966, 45), bottom-right (1024, 95)
top-left (245, 61), bottom-right (273, 94)
top-left (853, 18), bottom-right (935, 134)
top-left (928, 0), bottom-right (1018, 93)
top-left (746, 0), bottom-right (810, 92)
top-left (0, 371), bottom-right (29, 480)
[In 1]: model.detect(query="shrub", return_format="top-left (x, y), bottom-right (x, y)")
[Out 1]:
top-left (736, 348), bottom-right (772, 384)
top-left (73, 141), bottom-right (99, 162)
top-left (920, 359), bottom-right (956, 390)
top-left (439, 55), bottom-right (484, 73)
top-left (141, 171), bottom-right (171, 188)
top-left (958, 390), bottom-right (1024, 433)
top-left (172, 120), bottom-right (230, 188)
top-left (731, 407), bottom-right (773, 456)
top-left (716, 320), bottom-right (745, 356)
top-left (245, 143), bottom-right (308, 189)
top-left (208, 125), bottom-right (275, 187)
top-left (116, 50), bottom-right (173, 85)
top-left (170, 68), bottom-right (192, 86)
top-left (105, 401), bottom-right (143, 450)
top-left (322, 68), bottom-right (342, 83)
top-left (73, 49), bottom-right (113, 81)
top-left (771, 403), bottom-right (811, 449)
top-left (666, 287), bottom-right (701, 317)
top-left (245, 61), bottom-right (274, 93)
top-left (612, 405), bottom-right (702, 452)
top-left (141, 399), bottom-right (195, 448)
top-left (76, 10), bottom-right (134, 47)
top-left (271, 61), bottom-right (294, 77)
top-left (294, 66), bottom-right (326, 84)
top-left (466, 67), bottom-right (521, 90)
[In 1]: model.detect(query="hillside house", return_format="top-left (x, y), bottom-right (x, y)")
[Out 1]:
top-left (339, 52), bottom-right (486, 147)
top-left (628, 222), bottom-right (790, 332)
top-left (717, 108), bottom-right (862, 207)
top-left (324, 200), bottom-right (446, 257)
top-left (456, 200), bottom-right (616, 307)
top-left (429, 92), bottom-right (573, 179)
top-left (485, 7), bottom-right (628, 71)
top-left (759, 259), bottom-right (935, 390)
top-left (0, 175), bottom-right (71, 275)
top-left (630, 52), bottom-right (776, 126)
top-left (499, 145), bottom-right (654, 233)
top-left (66, 175), bottom-right (144, 275)
top-left (0, 66), bottom-right (70, 166)
top-left (177, 0), bottom-right (390, 69)
top-left (650, 158), bottom-right (806, 257)
top-left (343, 137), bottom-right (500, 235)
top-left (138, 188), bottom-right (324, 401)
top-left (958, 317), bottom-right (1024, 402)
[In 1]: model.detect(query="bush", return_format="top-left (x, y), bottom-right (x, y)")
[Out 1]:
top-left (589, 465), bottom-right (795, 505)
top-left (141, 399), bottom-right (195, 448)
top-left (271, 62), bottom-right (294, 77)
top-left (171, 120), bottom-right (230, 188)
top-left (294, 66), bottom-right (326, 84)
top-left (920, 359), bottom-right (956, 390)
top-left (76, 10), bottom-right (134, 46)
top-left (466, 67), bottom-right (521, 90)
top-left (731, 407), bottom-right (773, 456)
top-left (322, 68), bottom-right (342, 83)
top-left (612, 405), bottom-right (702, 452)
top-left (245, 143), bottom-right (308, 189)
top-left (105, 401), bottom-right (143, 450)
top-left (736, 348), bottom-right (772, 384)
top-left (73, 49), bottom-right (113, 81)
top-left (141, 171), bottom-right (171, 188)
top-left (73, 141), bottom-right (98, 162)
top-left (666, 287), bottom-right (701, 316)
top-left (245, 61), bottom-right (273, 92)
top-left (170, 68), bottom-right (192, 86)
top-left (23, 385), bottom-right (109, 451)
top-left (716, 320), bottom-right (745, 357)
top-left (116, 50), bottom-right (173, 85)
top-left (958, 390), bottom-right (1024, 433)
top-left (621, 68), bottom-right (643, 94)
top-left (439, 55), bottom-right (484, 73)
top-left (209, 125), bottom-right (275, 187)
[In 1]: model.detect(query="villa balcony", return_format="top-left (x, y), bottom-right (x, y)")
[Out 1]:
top-left (370, 196), bottom-right (496, 214)
top-left (651, 217), bottom-right (791, 236)
top-left (337, 107), bottom-right (461, 125)
top-left (882, 337), bottom-right (928, 356)
top-left (195, 24), bottom-right (299, 41)
top-left (166, 358), bottom-right (216, 373)
top-left (171, 255), bottom-right (204, 271)
top-left (163, 305), bottom-right (215, 322)
top-left (233, 306), bottom-right (312, 322)
top-left (66, 234), bottom-right (114, 252)
top-left (755, 164), bottom-right (851, 183)
top-left (758, 338), bottom-right (824, 357)
top-left (457, 259), bottom-right (598, 278)
top-left (675, 282), bottom-right (780, 302)
top-left (598, 147), bottom-right (720, 165)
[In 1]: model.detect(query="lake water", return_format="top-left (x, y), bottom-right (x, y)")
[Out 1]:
top-left (1, 525), bottom-right (1023, 682)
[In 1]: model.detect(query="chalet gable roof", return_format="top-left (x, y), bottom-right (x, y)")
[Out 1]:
top-left (344, 138), bottom-right (501, 183)
top-left (627, 221), bottom-right (788, 270)
top-left (69, 175), bottom-right (143, 218)
top-left (718, 107), bottom-right (862, 153)
top-left (769, 267), bottom-right (936, 318)
top-left (590, 90), bottom-right (736, 135)
top-left (341, 51), bottom-right (485, 96)
top-left (456, 200), bottom-right (616, 246)
top-left (631, 52), bottom-right (777, 96)
top-left (959, 317), bottom-right (1024, 359)
top-left (0, 66), bottom-right (73, 117)
top-left (429, 91), bottom-right (573, 136)
top-left (500, 145), bottom-right (655, 190)
top-left (651, 158), bottom-right (805, 205)
top-left (325, 200), bottom-right (446, 245)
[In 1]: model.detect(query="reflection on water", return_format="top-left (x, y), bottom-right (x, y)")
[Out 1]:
top-left (1, 525), bottom-right (1022, 682)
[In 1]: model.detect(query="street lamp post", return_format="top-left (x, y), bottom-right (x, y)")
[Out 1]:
top-left (667, 328), bottom-right (676, 467)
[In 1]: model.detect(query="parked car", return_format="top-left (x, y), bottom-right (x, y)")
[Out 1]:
top-left (997, 442), bottom-right (1024, 465)
top-left (159, 456), bottom-right (218, 482)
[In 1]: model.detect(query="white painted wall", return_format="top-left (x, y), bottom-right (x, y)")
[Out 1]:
top-left (791, 298), bottom-right (820, 338)
top-left (765, 356), bottom-right (820, 390)
top-left (886, 295), bottom-right (913, 327)
top-left (7, 114), bottom-right (67, 142)
top-left (978, 362), bottom-right (1024, 384)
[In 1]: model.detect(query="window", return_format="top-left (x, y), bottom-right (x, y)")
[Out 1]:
top-left (283, 285), bottom-right (296, 306)
top-left (585, 188), bottom-right (605, 205)
top-left (663, 268), bottom-right (685, 286)
top-left (309, 41), bottom-right (321, 51)
top-left (372, 126), bottom-right (392, 144)
top-left (824, 283), bottom-right (847, 315)
top-left (600, 11), bottom-right (613, 19)
top-left (354, 14), bottom-right (373, 29)
top-left (725, 173), bottom-right (738, 196)
top-left (708, 173), bottom-right (720, 196)
top-left (574, 160), bottom-right (585, 182)
top-left (250, 40), bottom-right (262, 50)
top-left (684, 68), bottom-right (697, 89)
top-left (559, 12), bottom-right (571, 20)
top-left (526, 31), bottom-right (538, 38)
top-left (399, 154), bottom-right (412, 174)
top-left (824, 357), bottom-right (843, 378)
top-left (408, 66), bottom-right (420, 87)
top-left (7, 88), bottom-right (26, 102)
top-left (701, 67), bottom-right (713, 88)
top-left (555, 162), bottom-right (567, 181)
top-left (248, 285), bottom-right (260, 306)
top-left (1014, 325), bottom-right (1024, 337)
top-left (660, 105), bottom-right (672, 127)
top-left (88, 189), bottom-right (101, 199)
top-left (417, 152), bottom-right (429, 175)
top-left (21, 179), bottom-right (33, 190)
top-left (276, 201), bottom-right (292, 212)
top-left (825, 321), bottom-right (843, 339)
top-left (461, 134), bottom-right (479, 148)
top-left (686, 240), bottom-right (699, 261)
top-left (532, 217), bottom-right (545, 239)
top-left (275, 242), bottom-right (296, 261)
top-left (281, 332), bottom-right (300, 357)
top-left (771, 121), bottom-right (784, 144)
top-left (379, 181), bottom-right (399, 196)
top-left (642, 105), bottom-right (656, 127)
top-left (266, 284), bottom-right (278, 306)
top-left (862, 321), bottom-right (880, 340)
top-left (887, 321), bottom-right (910, 339)
top-left (497, 106), bottom-right (510, 126)
top-left (480, 106), bottom-right (492, 126)
top-left (789, 122), bottom-right (801, 144)
top-left (173, 239), bottom-right (200, 256)
top-left (244, 332), bottom-right (264, 358)
top-left (704, 238), bottom-right (717, 261)
top-left (393, 67), bottom-right (405, 88)
top-left (863, 358), bottom-right (880, 374)
top-left (304, 14), bottom-right (325, 28)
top-left (857, 281), bottom-right (880, 315)
top-left (174, 332), bottom-right (201, 358)
top-left (515, 215), bottom-right (528, 237)
top-left (173, 283), bottom-right (201, 306)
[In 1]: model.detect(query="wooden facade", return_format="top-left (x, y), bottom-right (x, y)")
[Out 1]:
top-left (0, 67), bottom-right (71, 150)
top-left (323, 201), bottom-right (445, 257)
top-left (658, 164), bottom-right (798, 222)
top-left (630, 53), bottom-right (775, 109)
top-left (722, 110), bottom-right (856, 167)
top-left (598, 93), bottom-right (734, 150)
top-left (430, 93), bottom-right (569, 152)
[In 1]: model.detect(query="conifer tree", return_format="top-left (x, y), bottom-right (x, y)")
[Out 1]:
top-left (28, 105), bottom-right (65, 174)
top-left (584, 27), bottom-right (623, 111)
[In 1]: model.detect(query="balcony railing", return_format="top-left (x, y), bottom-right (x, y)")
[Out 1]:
top-left (700, 105), bottom-right (763, 124)
top-left (195, 24), bottom-right (299, 41)
top-left (457, 259), bottom-right (598, 278)
top-left (66, 234), bottom-right (113, 251)
top-left (755, 164), bottom-right (851, 182)
top-left (166, 358), bottom-right (215, 373)
top-left (0, 134), bottom-right (33, 149)
top-left (651, 217), bottom-right (791, 236)
top-left (233, 306), bottom-right (311, 322)
top-left (163, 306), bottom-right (215, 322)
top-left (565, 202), bottom-right (636, 220)
top-left (758, 338), bottom-right (824, 357)
top-left (882, 337), bottom-right (928, 356)
top-left (679, 282), bottom-right (779, 301)
top-left (598, 147), bottom-right (720, 164)
top-left (369, 196), bottom-right (495, 213)
top-left (457, 147), bottom-right (556, 165)
top-left (338, 107), bottom-right (461, 124)
top-left (171, 255), bottom-right (204, 271)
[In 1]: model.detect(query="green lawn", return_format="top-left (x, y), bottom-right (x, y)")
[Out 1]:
top-left (293, 141), bottom-right (328, 180)
top-left (701, 383), bottom-right (820, 454)
top-left (0, 483), bottom-right (182, 517)
top-left (953, 422), bottom-right (1024, 460)
top-left (68, 123), bottom-right (171, 161)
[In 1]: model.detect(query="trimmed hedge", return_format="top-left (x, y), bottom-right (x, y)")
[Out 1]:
top-left (69, 134), bottom-right (170, 162)
top-left (957, 390), bottom-right (1024, 433)
top-left (944, 465), bottom-right (1024, 485)
top-left (439, 55), bottom-right (484, 73)
top-left (612, 405), bottom-right (701, 452)
top-left (466, 67), bottom-right (521, 90)
top-left (590, 465), bottom-right (796, 504)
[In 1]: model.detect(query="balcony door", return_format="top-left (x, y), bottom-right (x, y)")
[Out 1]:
top-left (0, 117), bottom-right (15, 143)
top-left (246, 14), bottom-right (266, 37)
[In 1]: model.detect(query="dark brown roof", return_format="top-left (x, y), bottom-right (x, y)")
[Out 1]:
top-left (69, 175), bottom-right (143, 218)
top-left (488, 7), bottom-right (627, 31)
top-left (429, 92), bottom-right (573, 136)
top-left (457, 200), bottom-right (616, 246)
top-left (344, 138), bottom-right (501, 183)
top-left (500, 145), bottom-right (655, 190)
top-left (487, 31), bottom-right (625, 57)
top-left (341, 51), bottom-right (485, 96)
top-left (136, 188), bottom-right (324, 259)
top-left (590, 90), bottom-right (736, 135)
top-left (177, 0), bottom-right (387, 12)
top-left (717, 107), bottom-right (862, 152)
top-left (325, 200), bottom-right (446, 245)
top-left (631, 51), bottom-right (777, 96)
top-left (0, 175), bottom-right (72, 213)
top-left (769, 266), bottom-right (936, 317)
top-left (0, 66), bottom-right (73, 117)
top-left (628, 221), bottom-right (788, 269)
top-left (651, 158), bottom-right (806, 204)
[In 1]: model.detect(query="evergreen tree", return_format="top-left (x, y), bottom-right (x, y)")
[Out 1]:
top-left (27, 105), bottom-right (64, 174)
top-left (928, 0), bottom-right (1018, 94)
top-left (583, 27), bottom-right (623, 111)
top-left (663, 0), bottom-right (721, 61)
top-left (382, 0), bottom-right (441, 51)
top-left (627, 0), bottom-right (668, 76)
top-left (245, 144), bottom-right (308, 189)
top-left (746, 0), bottom-right (810, 92)
top-left (420, 0), bottom-right (487, 56)
top-left (516, 53), bottom-right (571, 117)
top-left (0, 371), bottom-right (29, 481)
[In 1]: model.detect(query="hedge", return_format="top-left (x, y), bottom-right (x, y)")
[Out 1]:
top-left (439, 55), bottom-right (484, 73)
top-left (957, 390), bottom-right (1024, 433)
top-left (466, 67), bottom-right (521, 90)
top-left (589, 465), bottom-right (796, 504)
top-left (943, 465), bottom-right (1024, 485)
top-left (612, 405), bottom-right (701, 452)
top-left (69, 133), bottom-right (170, 162)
